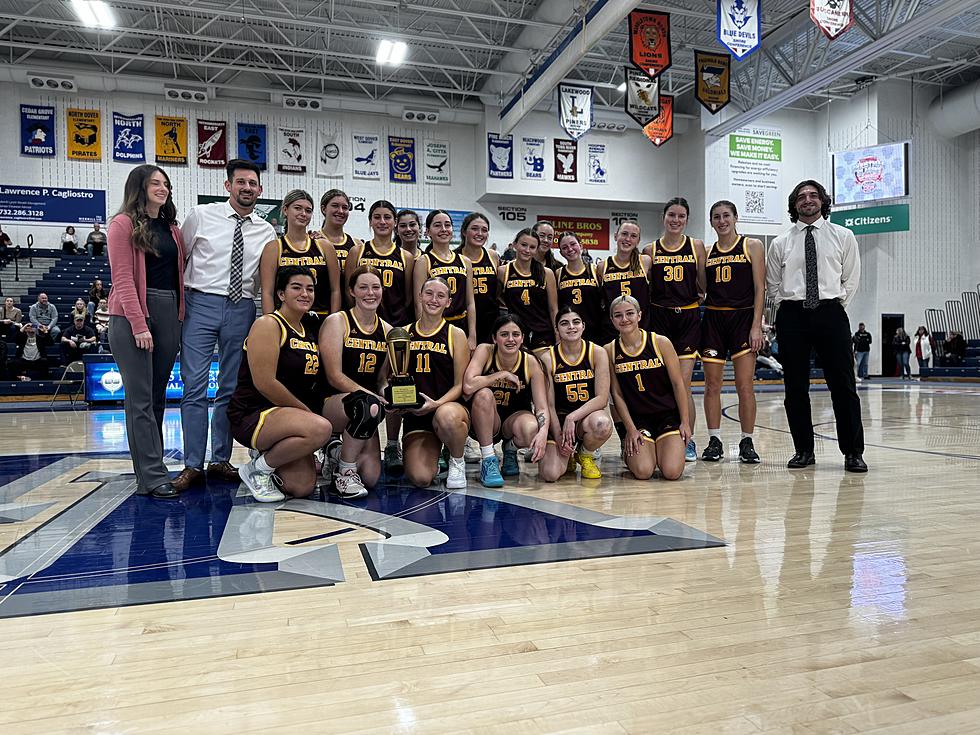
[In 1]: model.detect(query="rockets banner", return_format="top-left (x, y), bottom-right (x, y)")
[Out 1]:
top-left (197, 120), bottom-right (228, 167)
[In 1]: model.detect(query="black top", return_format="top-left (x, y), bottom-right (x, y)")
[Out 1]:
top-left (409, 319), bottom-right (457, 401)
top-left (852, 331), bottom-right (872, 352)
top-left (145, 219), bottom-right (180, 292)
top-left (704, 236), bottom-right (754, 309)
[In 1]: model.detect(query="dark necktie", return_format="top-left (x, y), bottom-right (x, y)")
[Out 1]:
top-left (803, 225), bottom-right (819, 309)
top-left (229, 214), bottom-right (245, 303)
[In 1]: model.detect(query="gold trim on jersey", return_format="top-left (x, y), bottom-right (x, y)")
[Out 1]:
top-left (272, 310), bottom-right (306, 339)
top-left (618, 330), bottom-right (648, 358)
top-left (282, 235), bottom-right (314, 254)
top-left (427, 248), bottom-right (458, 265)
top-left (653, 235), bottom-right (697, 263)
top-left (250, 407), bottom-right (280, 448)
top-left (342, 310), bottom-right (380, 340)
top-left (367, 239), bottom-right (398, 258)
top-left (557, 341), bottom-right (588, 368)
top-left (413, 318), bottom-right (446, 339)
top-left (606, 253), bottom-right (647, 277)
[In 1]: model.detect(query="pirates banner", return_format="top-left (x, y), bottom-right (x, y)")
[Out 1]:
top-left (718, 0), bottom-right (761, 59)
top-left (112, 113), bottom-right (145, 162)
top-left (559, 83), bottom-right (592, 140)
top-left (694, 50), bottom-right (731, 114)
top-left (237, 123), bottom-right (267, 170)
top-left (316, 130), bottom-right (342, 178)
top-left (277, 127), bottom-right (306, 173)
top-left (67, 108), bottom-right (102, 161)
top-left (628, 11), bottom-right (672, 77)
top-left (624, 67), bottom-right (660, 126)
top-left (811, 0), bottom-right (853, 40)
top-left (642, 95), bottom-right (673, 147)
top-left (155, 115), bottom-right (187, 164)
top-left (197, 120), bottom-right (227, 168)
top-left (553, 139), bottom-right (577, 183)
top-left (21, 105), bottom-right (55, 157)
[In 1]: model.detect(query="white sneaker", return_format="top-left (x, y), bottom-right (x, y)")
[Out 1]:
top-left (240, 459), bottom-right (285, 503)
top-left (321, 437), bottom-right (342, 482)
top-left (333, 466), bottom-right (368, 499)
top-left (446, 457), bottom-right (467, 489)
top-left (313, 447), bottom-right (325, 473)
top-left (463, 437), bottom-right (481, 464)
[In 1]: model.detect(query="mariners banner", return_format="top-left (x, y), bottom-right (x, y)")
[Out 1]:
top-left (628, 11), bottom-right (672, 77)
top-left (586, 143), bottom-right (607, 185)
top-left (811, 0), bottom-right (853, 40)
top-left (316, 130), bottom-right (342, 178)
top-left (423, 140), bottom-right (450, 185)
top-left (559, 83), bottom-right (592, 139)
top-left (624, 67), bottom-right (660, 126)
top-left (553, 139), bottom-right (577, 182)
top-left (112, 113), bottom-right (144, 162)
top-left (155, 115), bottom-right (187, 165)
top-left (237, 123), bottom-right (267, 170)
top-left (488, 133), bottom-right (514, 179)
top-left (695, 50), bottom-right (731, 114)
top-left (352, 133), bottom-right (380, 180)
top-left (718, 0), bottom-right (761, 59)
top-left (196, 120), bottom-right (227, 168)
top-left (388, 135), bottom-right (416, 183)
top-left (521, 137), bottom-right (545, 180)
top-left (21, 105), bottom-right (55, 157)
top-left (277, 127), bottom-right (306, 173)
top-left (67, 108), bottom-right (102, 161)
top-left (643, 95), bottom-right (674, 147)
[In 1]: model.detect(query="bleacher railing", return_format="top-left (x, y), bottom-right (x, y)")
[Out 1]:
top-left (963, 291), bottom-right (980, 341)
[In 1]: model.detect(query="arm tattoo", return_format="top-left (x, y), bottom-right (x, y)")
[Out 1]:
top-left (535, 411), bottom-right (546, 429)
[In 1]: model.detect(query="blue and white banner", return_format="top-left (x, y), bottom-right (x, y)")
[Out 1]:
top-left (388, 135), bottom-right (416, 183)
top-left (353, 132), bottom-right (381, 180)
top-left (487, 133), bottom-right (514, 179)
top-left (423, 140), bottom-right (450, 185)
top-left (21, 105), bottom-right (55, 157)
top-left (112, 113), bottom-right (145, 162)
top-left (586, 143), bottom-right (608, 185)
top-left (0, 184), bottom-right (106, 224)
top-left (521, 137), bottom-right (546, 180)
top-left (718, 0), bottom-right (761, 59)
top-left (559, 83), bottom-right (593, 139)
top-left (85, 356), bottom-right (219, 402)
top-left (237, 123), bottom-right (267, 170)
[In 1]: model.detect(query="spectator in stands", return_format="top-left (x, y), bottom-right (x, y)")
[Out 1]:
top-left (0, 226), bottom-right (11, 264)
top-left (86, 223), bottom-right (107, 256)
top-left (1, 297), bottom-right (22, 339)
top-left (852, 322), bottom-right (872, 381)
top-left (12, 323), bottom-right (48, 381)
top-left (914, 326), bottom-right (933, 372)
top-left (893, 327), bottom-right (912, 379)
top-left (93, 298), bottom-right (109, 348)
top-left (501, 242), bottom-right (516, 263)
top-left (944, 330), bottom-right (966, 365)
top-left (70, 297), bottom-right (91, 327)
top-left (88, 278), bottom-right (108, 317)
top-left (61, 226), bottom-right (78, 254)
top-left (61, 314), bottom-right (97, 363)
top-left (29, 292), bottom-right (60, 342)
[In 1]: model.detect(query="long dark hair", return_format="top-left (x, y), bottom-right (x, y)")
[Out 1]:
top-left (115, 164), bottom-right (177, 255)
top-left (513, 228), bottom-right (545, 287)
top-left (531, 220), bottom-right (559, 270)
top-left (457, 211), bottom-right (490, 253)
top-left (663, 197), bottom-right (690, 217)
top-left (394, 208), bottom-right (420, 250)
top-left (788, 180), bottom-right (831, 222)
top-left (424, 209), bottom-right (453, 254)
top-left (491, 313), bottom-right (527, 348)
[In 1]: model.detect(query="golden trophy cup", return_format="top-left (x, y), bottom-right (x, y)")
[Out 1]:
top-left (384, 327), bottom-right (422, 408)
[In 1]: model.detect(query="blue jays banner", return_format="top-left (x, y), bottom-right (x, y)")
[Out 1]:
top-left (559, 83), bottom-right (592, 140)
top-left (237, 123), bottom-right (267, 170)
top-left (388, 135), bottom-right (416, 183)
top-left (112, 112), bottom-right (145, 162)
top-left (21, 105), bottom-right (55, 157)
top-left (487, 133), bottom-right (514, 179)
top-left (0, 184), bottom-right (105, 224)
top-left (718, 0), bottom-right (761, 59)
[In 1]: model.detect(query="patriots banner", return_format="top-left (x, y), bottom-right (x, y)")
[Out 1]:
top-left (559, 83), bottom-right (592, 140)
top-left (487, 133), bottom-right (514, 179)
top-left (197, 120), bottom-right (227, 168)
top-left (624, 67), bottom-right (660, 126)
top-left (811, 0), bottom-right (853, 40)
top-left (423, 140), bottom-right (450, 185)
top-left (521, 137), bottom-right (545, 180)
top-left (277, 127), bottom-right (306, 174)
top-left (352, 133), bottom-right (380, 180)
top-left (553, 139), bottom-right (577, 182)
top-left (388, 135), bottom-right (416, 183)
top-left (237, 123), bottom-right (267, 170)
top-left (718, 0), bottom-right (761, 59)
top-left (694, 50), bottom-right (731, 114)
top-left (628, 11), bottom-right (672, 78)
top-left (112, 113), bottom-right (144, 162)
top-left (21, 105), bottom-right (55, 157)
top-left (316, 130), bottom-right (342, 178)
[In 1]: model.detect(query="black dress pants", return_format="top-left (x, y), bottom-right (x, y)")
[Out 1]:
top-left (775, 299), bottom-right (864, 456)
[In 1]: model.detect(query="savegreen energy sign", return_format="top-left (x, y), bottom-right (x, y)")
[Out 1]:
top-left (831, 203), bottom-right (909, 235)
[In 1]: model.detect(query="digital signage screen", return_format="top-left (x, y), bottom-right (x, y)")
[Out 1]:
top-left (84, 355), bottom-right (219, 402)
top-left (832, 142), bottom-right (909, 206)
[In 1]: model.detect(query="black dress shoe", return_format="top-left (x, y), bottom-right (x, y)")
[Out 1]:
top-left (787, 451), bottom-right (816, 469)
top-left (844, 454), bottom-right (869, 473)
top-left (150, 482), bottom-right (180, 499)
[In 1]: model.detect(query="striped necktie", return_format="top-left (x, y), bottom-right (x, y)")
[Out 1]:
top-left (229, 214), bottom-right (245, 303)
top-left (803, 225), bottom-right (819, 309)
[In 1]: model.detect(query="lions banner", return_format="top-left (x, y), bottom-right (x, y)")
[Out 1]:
top-left (277, 127), bottom-right (306, 174)
top-left (155, 115), bottom-right (187, 165)
top-left (718, 0), bottom-right (761, 59)
top-left (559, 83), bottom-right (592, 140)
top-left (811, 0), bottom-right (853, 40)
top-left (21, 105), bottom-right (55, 157)
top-left (112, 113), bottom-right (145, 162)
top-left (694, 50), bottom-right (731, 114)
top-left (237, 123), bottom-right (267, 170)
top-left (628, 11), bottom-right (672, 78)
top-left (642, 94), bottom-right (674, 147)
top-left (624, 67), bottom-right (659, 126)
top-left (67, 108), bottom-right (102, 161)
top-left (197, 120), bottom-right (227, 168)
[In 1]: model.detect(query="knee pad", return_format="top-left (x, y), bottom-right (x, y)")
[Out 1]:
top-left (342, 390), bottom-right (387, 440)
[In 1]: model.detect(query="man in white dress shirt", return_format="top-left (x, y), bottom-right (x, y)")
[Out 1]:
top-left (173, 159), bottom-right (277, 491)
top-left (765, 179), bottom-right (867, 473)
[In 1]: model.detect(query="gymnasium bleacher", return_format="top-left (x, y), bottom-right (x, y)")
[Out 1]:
top-left (921, 286), bottom-right (980, 381)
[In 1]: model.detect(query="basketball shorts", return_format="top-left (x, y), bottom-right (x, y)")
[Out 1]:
top-left (647, 306), bottom-right (701, 359)
top-left (700, 308), bottom-right (754, 363)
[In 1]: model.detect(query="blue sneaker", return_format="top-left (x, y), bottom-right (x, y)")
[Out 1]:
top-left (480, 456), bottom-right (504, 488)
top-left (685, 439), bottom-right (697, 463)
top-left (501, 447), bottom-right (520, 476)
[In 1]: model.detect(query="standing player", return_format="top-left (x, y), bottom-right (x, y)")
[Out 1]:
top-left (458, 212), bottom-right (499, 344)
top-left (498, 228), bottom-right (558, 351)
top-left (531, 220), bottom-right (562, 272)
top-left (316, 189), bottom-right (360, 274)
top-left (556, 232), bottom-right (604, 344)
top-left (345, 200), bottom-right (414, 328)
top-left (395, 209), bottom-right (422, 260)
top-left (596, 221), bottom-right (651, 342)
top-left (700, 201), bottom-right (765, 463)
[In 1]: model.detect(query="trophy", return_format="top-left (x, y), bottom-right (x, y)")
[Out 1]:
top-left (384, 327), bottom-right (422, 408)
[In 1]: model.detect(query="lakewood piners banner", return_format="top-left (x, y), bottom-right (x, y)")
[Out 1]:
top-left (718, 0), bottom-right (761, 59)
top-left (811, 0), bottom-right (853, 40)
top-left (67, 108), bottom-right (102, 161)
top-left (559, 83), bottom-right (592, 139)
top-left (155, 115), bottom-right (187, 164)
top-left (21, 105), bottom-right (55, 157)
top-left (628, 11), bottom-right (672, 77)
top-left (694, 50), bottom-right (731, 114)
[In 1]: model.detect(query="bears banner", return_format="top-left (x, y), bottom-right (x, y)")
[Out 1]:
top-left (559, 83), bottom-right (592, 140)
top-left (237, 123), bottom-right (267, 170)
top-left (352, 133), bottom-right (380, 180)
top-left (521, 137), bottom-right (545, 181)
top-left (277, 127), bottom-right (306, 173)
top-left (112, 113), bottom-right (145, 162)
top-left (487, 133), bottom-right (514, 179)
top-left (316, 130), bottom-right (342, 178)
top-left (21, 105), bottom-right (55, 157)
top-left (197, 120), bottom-right (227, 168)
top-left (553, 139), bottom-right (577, 182)
top-left (423, 140), bottom-right (450, 185)
top-left (586, 143), bottom-right (607, 185)
top-left (628, 11), bottom-right (672, 77)
top-left (155, 115), bottom-right (187, 164)
top-left (67, 108), bottom-right (102, 161)
top-left (624, 68), bottom-right (660, 126)
top-left (718, 0), bottom-right (761, 59)
top-left (811, 0), bottom-right (853, 40)
top-left (694, 50), bottom-right (731, 114)
top-left (388, 135), bottom-right (416, 183)
top-left (642, 95), bottom-right (674, 147)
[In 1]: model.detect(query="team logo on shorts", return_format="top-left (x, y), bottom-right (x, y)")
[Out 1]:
top-left (704, 348), bottom-right (719, 358)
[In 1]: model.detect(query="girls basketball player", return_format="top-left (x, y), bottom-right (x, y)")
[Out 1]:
top-left (316, 189), bottom-right (360, 274)
top-left (229, 267), bottom-right (334, 502)
top-left (596, 221), bottom-right (651, 341)
top-left (556, 232), bottom-right (604, 344)
top-left (498, 229), bottom-right (558, 351)
top-left (463, 315), bottom-right (549, 488)
top-left (395, 209), bottom-right (422, 260)
top-left (531, 220), bottom-right (562, 272)
top-left (606, 295), bottom-right (690, 481)
top-left (538, 306), bottom-right (612, 482)
top-left (700, 201), bottom-right (765, 463)
top-left (345, 200), bottom-right (414, 328)
top-left (458, 212), bottom-right (499, 344)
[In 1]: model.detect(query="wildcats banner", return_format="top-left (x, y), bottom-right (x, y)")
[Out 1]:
top-left (388, 135), bottom-right (416, 183)
top-left (112, 113), bottom-right (144, 162)
top-left (811, 0), bottom-right (853, 40)
top-left (521, 137), bottom-right (545, 181)
top-left (423, 140), bottom-right (450, 185)
top-left (316, 130), bottom-right (342, 178)
top-left (277, 127), bottom-right (306, 173)
top-left (197, 120), bottom-right (227, 168)
top-left (624, 67), bottom-right (659, 126)
top-left (643, 94), bottom-right (674, 147)
top-left (628, 11), bottom-right (672, 77)
top-left (487, 133), bottom-right (514, 179)
top-left (586, 143), bottom-right (607, 185)
top-left (67, 108), bottom-right (102, 161)
top-left (21, 105), bottom-right (55, 157)
top-left (237, 123), bottom-right (267, 170)
top-left (352, 133), bottom-right (380, 180)
top-left (155, 115), bottom-right (187, 164)
top-left (695, 50), bottom-right (731, 114)
top-left (553, 139), bottom-right (577, 182)
top-left (718, 0), bottom-right (761, 59)
top-left (559, 83), bottom-right (592, 140)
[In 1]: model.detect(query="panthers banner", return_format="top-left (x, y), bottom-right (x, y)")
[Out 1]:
top-left (155, 115), bottom-right (187, 164)
top-left (66, 108), bottom-right (102, 161)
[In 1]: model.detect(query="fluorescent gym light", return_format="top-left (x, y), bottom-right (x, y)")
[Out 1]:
top-left (616, 81), bottom-right (627, 92)
top-left (376, 39), bottom-right (407, 65)
top-left (72, 0), bottom-right (115, 28)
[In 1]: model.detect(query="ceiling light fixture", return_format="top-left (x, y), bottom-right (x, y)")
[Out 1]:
top-left (377, 39), bottom-right (407, 66)
top-left (72, 0), bottom-right (115, 28)
top-left (616, 82), bottom-right (626, 93)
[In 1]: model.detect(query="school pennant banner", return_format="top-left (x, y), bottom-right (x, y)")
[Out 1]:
top-left (521, 137), bottom-right (545, 180)
top-left (718, 0), bottom-right (761, 59)
top-left (155, 115), bottom-right (187, 164)
top-left (388, 135), bottom-right (416, 183)
top-left (112, 113), bottom-right (144, 162)
top-left (586, 143), bottom-right (607, 185)
top-left (67, 108), bottom-right (102, 161)
top-left (352, 133), bottom-right (380, 180)
top-left (642, 95), bottom-right (674, 147)
top-left (237, 123), bottom-right (267, 170)
top-left (197, 120), bottom-right (227, 168)
top-left (316, 130), bottom-right (342, 178)
top-left (487, 133), bottom-right (514, 179)
top-left (21, 105), bottom-right (55, 157)
top-left (624, 67), bottom-right (660, 126)
top-left (811, 0), bottom-right (853, 40)
top-left (694, 50), bottom-right (731, 114)
top-left (553, 139), bottom-right (577, 182)
top-left (559, 83), bottom-right (593, 140)
top-left (628, 11), bottom-right (672, 77)
top-left (423, 140), bottom-right (450, 185)
top-left (277, 127), bottom-right (306, 173)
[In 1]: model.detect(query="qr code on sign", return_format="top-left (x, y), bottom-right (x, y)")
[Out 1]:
top-left (745, 190), bottom-right (765, 214)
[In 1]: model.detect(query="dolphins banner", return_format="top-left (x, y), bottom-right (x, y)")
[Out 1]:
top-left (694, 50), bottom-right (731, 114)
top-left (718, 0), bottom-right (761, 59)
top-left (197, 120), bottom-right (227, 168)
top-left (237, 123), bottom-right (267, 170)
top-left (21, 105), bottom-right (55, 157)
top-left (112, 113), bottom-right (145, 162)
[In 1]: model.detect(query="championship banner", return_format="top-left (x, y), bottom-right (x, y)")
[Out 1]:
top-left (423, 140), bottom-right (450, 185)
top-left (559, 83), bottom-right (592, 140)
top-left (811, 0), bottom-right (853, 40)
top-left (316, 130), bottom-right (342, 178)
top-left (718, 0), bottom-right (761, 59)
top-left (154, 115), bottom-right (187, 165)
top-left (521, 137), bottom-right (545, 180)
top-left (277, 127), bottom-right (306, 173)
top-left (112, 113), bottom-right (144, 162)
top-left (624, 67), bottom-right (660, 126)
top-left (196, 120), bottom-right (227, 168)
top-left (586, 143), bottom-right (607, 185)
top-left (628, 11), bottom-right (672, 77)
top-left (642, 95), bottom-right (673, 147)
top-left (388, 135), bottom-right (416, 183)
top-left (694, 50), bottom-right (731, 114)
top-left (67, 108), bottom-right (102, 161)
top-left (352, 133), bottom-right (380, 180)
top-left (487, 133), bottom-right (514, 179)
top-left (21, 105), bottom-right (55, 157)
top-left (553, 139), bottom-right (577, 182)
top-left (237, 123), bottom-right (267, 170)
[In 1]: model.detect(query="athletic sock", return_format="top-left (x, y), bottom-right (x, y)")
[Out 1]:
top-left (741, 432), bottom-right (753, 441)
top-left (338, 460), bottom-right (357, 473)
top-left (255, 454), bottom-right (275, 474)
top-left (480, 445), bottom-right (495, 459)
top-left (709, 429), bottom-right (722, 440)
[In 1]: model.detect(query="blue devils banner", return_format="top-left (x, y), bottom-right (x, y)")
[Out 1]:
top-left (718, 0), bottom-right (761, 59)
top-left (21, 105), bottom-right (55, 157)
top-left (559, 83), bottom-right (592, 140)
top-left (237, 123), bottom-right (267, 170)
top-left (388, 135), bottom-right (416, 183)
top-left (487, 133), bottom-right (514, 179)
top-left (112, 113), bottom-right (145, 162)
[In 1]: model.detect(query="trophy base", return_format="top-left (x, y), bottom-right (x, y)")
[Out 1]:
top-left (385, 382), bottom-right (422, 409)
